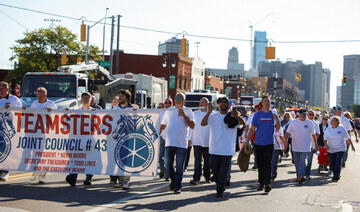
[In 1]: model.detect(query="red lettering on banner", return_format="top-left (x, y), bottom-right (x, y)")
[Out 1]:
top-left (15, 112), bottom-right (24, 132)
top-left (34, 114), bottom-right (44, 134)
top-left (80, 115), bottom-right (90, 135)
top-left (24, 113), bottom-right (34, 133)
top-left (60, 115), bottom-right (70, 134)
top-left (91, 115), bottom-right (101, 135)
top-left (70, 114), bottom-right (80, 134)
top-left (102, 115), bottom-right (112, 135)
top-left (46, 114), bottom-right (59, 134)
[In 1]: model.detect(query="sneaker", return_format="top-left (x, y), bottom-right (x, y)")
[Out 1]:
top-left (252, 165), bottom-right (258, 170)
top-left (215, 193), bottom-right (223, 198)
top-left (159, 172), bottom-right (165, 179)
top-left (174, 189), bottom-right (181, 194)
top-left (190, 180), bottom-right (199, 185)
top-left (122, 181), bottom-right (130, 190)
top-left (225, 180), bottom-right (230, 187)
top-left (65, 175), bottom-right (75, 186)
top-left (332, 176), bottom-right (340, 182)
top-left (342, 162), bottom-right (346, 168)
top-left (165, 177), bottom-right (170, 182)
top-left (0, 173), bottom-right (9, 181)
top-left (38, 176), bottom-right (45, 184)
top-left (306, 176), bottom-right (312, 180)
top-left (170, 181), bottom-right (175, 190)
top-left (83, 180), bottom-right (92, 186)
top-left (257, 185), bottom-right (264, 191)
top-left (205, 178), bottom-right (211, 183)
top-left (30, 174), bottom-right (37, 182)
top-left (264, 185), bottom-right (272, 193)
top-left (210, 176), bottom-right (215, 182)
top-left (114, 183), bottom-right (122, 188)
top-left (109, 180), bottom-right (116, 184)
top-left (271, 175), bottom-right (277, 181)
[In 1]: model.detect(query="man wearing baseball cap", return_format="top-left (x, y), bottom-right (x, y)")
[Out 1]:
top-left (330, 105), bottom-right (352, 167)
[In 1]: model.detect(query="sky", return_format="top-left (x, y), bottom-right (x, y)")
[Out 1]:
top-left (1, 0), bottom-right (360, 107)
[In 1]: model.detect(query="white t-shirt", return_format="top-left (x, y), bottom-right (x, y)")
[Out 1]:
top-left (31, 99), bottom-right (57, 109)
top-left (208, 112), bottom-right (239, 156)
top-left (191, 110), bottom-right (212, 147)
top-left (274, 126), bottom-right (284, 150)
top-left (309, 119), bottom-right (320, 148)
top-left (113, 104), bottom-right (135, 110)
top-left (161, 107), bottom-right (195, 148)
top-left (0, 94), bottom-right (22, 107)
top-left (324, 125), bottom-right (350, 153)
top-left (329, 115), bottom-right (352, 132)
top-left (159, 110), bottom-right (167, 140)
top-left (286, 119), bottom-right (315, 152)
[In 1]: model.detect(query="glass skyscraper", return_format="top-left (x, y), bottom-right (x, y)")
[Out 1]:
top-left (251, 31), bottom-right (268, 70)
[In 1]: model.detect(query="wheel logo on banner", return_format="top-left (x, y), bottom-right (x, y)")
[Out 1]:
top-left (0, 112), bottom-right (16, 163)
top-left (112, 114), bottom-right (158, 173)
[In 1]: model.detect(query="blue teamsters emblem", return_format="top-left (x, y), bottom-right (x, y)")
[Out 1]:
top-left (0, 112), bottom-right (15, 163)
top-left (112, 114), bottom-right (158, 173)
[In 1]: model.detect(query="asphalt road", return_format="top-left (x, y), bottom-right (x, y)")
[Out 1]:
top-left (1, 143), bottom-right (360, 212)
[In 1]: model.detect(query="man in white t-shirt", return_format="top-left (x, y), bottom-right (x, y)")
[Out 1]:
top-left (202, 97), bottom-right (245, 198)
top-left (65, 92), bottom-right (95, 186)
top-left (160, 93), bottom-right (195, 194)
top-left (27, 87), bottom-right (57, 184)
top-left (0, 81), bottom-right (22, 181)
top-left (189, 97), bottom-right (212, 185)
top-left (285, 109), bottom-right (317, 184)
top-left (305, 110), bottom-right (320, 179)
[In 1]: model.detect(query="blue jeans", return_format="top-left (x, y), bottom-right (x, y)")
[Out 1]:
top-left (271, 150), bottom-right (281, 177)
top-left (293, 152), bottom-right (308, 178)
top-left (193, 146), bottom-right (210, 181)
top-left (329, 151), bottom-right (345, 177)
top-left (159, 137), bottom-right (166, 175)
top-left (342, 144), bottom-right (350, 163)
top-left (165, 146), bottom-right (187, 191)
top-left (305, 150), bottom-right (314, 177)
top-left (210, 154), bottom-right (232, 194)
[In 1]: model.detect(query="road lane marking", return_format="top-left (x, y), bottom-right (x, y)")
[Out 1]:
top-left (342, 202), bottom-right (353, 212)
top-left (85, 183), bottom-right (169, 212)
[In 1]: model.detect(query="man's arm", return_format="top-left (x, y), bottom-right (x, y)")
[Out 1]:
top-left (245, 125), bottom-right (256, 146)
top-left (273, 113), bottom-right (281, 131)
top-left (201, 105), bottom-right (214, 126)
top-left (178, 109), bottom-right (195, 129)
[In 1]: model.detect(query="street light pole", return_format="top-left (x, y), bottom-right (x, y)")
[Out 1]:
top-left (162, 55), bottom-right (176, 98)
top-left (102, 8), bottom-right (109, 61)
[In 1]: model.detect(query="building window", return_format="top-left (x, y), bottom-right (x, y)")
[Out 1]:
top-left (179, 75), bottom-right (182, 89)
top-left (184, 78), bottom-right (187, 90)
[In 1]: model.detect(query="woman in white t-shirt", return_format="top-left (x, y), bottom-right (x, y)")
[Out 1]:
top-left (324, 116), bottom-right (355, 182)
top-left (271, 126), bottom-right (286, 180)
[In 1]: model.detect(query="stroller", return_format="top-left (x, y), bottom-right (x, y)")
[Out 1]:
top-left (317, 147), bottom-right (330, 173)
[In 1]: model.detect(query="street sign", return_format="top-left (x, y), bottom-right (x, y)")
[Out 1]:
top-left (206, 84), bottom-right (212, 91)
top-left (14, 84), bottom-right (20, 96)
top-left (98, 61), bottom-right (111, 67)
top-left (169, 75), bottom-right (176, 89)
top-left (295, 73), bottom-right (302, 82)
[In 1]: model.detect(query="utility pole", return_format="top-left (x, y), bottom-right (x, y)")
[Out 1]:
top-left (102, 8), bottom-right (109, 61)
top-left (109, 16), bottom-right (115, 74)
top-left (194, 42), bottom-right (200, 57)
top-left (115, 15), bottom-right (122, 75)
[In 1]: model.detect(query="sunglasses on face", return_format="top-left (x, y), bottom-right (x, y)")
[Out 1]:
top-left (164, 102), bottom-right (171, 104)
top-left (335, 108), bottom-right (341, 111)
top-left (175, 97), bottom-right (184, 101)
top-left (300, 112), bottom-right (306, 115)
top-left (323, 119), bottom-right (328, 120)
top-left (308, 114), bottom-right (314, 116)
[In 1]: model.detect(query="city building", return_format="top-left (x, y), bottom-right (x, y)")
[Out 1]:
top-left (205, 73), bottom-right (224, 94)
top-left (251, 31), bottom-right (268, 70)
top-left (223, 76), bottom-right (247, 103)
top-left (158, 37), bottom-right (189, 56)
top-left (336, 86), bottom-right (342, 106)
top-left (267, 77), bottom-right (299, 110)
top-left (191, 57), bottom-right (205, 91)
top-left (258, 60), bottom-right (331, 109)
top-left (341, 55), bottom-right (360, 110)
top-left (108, 51), bottom-right (192, 99)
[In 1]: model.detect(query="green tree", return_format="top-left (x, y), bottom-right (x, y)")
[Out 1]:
top-left (8, 26), bottom-right (102, 83)
top-left (350, 104), bottom-right (360, 117)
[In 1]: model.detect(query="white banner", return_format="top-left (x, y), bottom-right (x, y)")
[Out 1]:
top-left (0, 108), bottom-right (161, 177)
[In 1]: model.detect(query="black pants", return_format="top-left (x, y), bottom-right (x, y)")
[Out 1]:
top-left (210, 154), bottom-right (232, 194)
top-left (193, 146), bottom-right (210, 181)
top-left (254, 144), bottom-right (274, 186)
top-left (184, 146), bottom-right (192, 169)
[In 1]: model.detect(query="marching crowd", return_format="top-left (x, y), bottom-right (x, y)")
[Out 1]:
top-left (0, 80), bottom-right (357, 198)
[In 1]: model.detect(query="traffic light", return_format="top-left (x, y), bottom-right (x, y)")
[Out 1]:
top-left (61, 54), bottom-right (67, 65)
top-left (265, 46), bottom-right (276, 59)
top-left (181, 38), bottom-right (187, 56)
top-left (343, 75), bottom-right (347, 86)
top-left (80, 24), bottom-right (86, 42)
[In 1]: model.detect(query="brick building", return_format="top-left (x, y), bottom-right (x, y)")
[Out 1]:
top-left (205, 73), bottom-right (224, 94)
top-left (107, 51), bottom-right (192, 99)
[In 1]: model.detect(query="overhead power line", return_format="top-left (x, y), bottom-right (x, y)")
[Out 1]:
top-left (1, 3), bottom-right (360, 44)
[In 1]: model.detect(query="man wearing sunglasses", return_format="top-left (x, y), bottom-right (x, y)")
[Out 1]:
top-left (285, 109), bottom-right (317, 184)
top-left (305, 110), bottom-right (320, 180)
top-left (160, 93), bottom-right (195, 194)
top-left (330, 105), bottom-right (352, 168)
